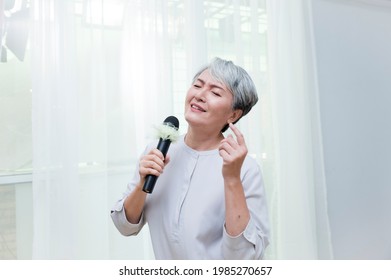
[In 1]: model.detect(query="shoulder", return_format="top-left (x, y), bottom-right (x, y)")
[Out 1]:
top-left (241, 155), bottom-right (263, 183)
top-left (243, 154), bottom-right (261, 172)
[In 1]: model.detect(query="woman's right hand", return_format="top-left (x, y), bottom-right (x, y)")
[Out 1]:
top-left (124, 149), bottom-right (171, 224)
top-left (138, 148), bottom-right (170, 181)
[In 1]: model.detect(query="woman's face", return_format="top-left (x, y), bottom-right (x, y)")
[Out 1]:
top-left (184, 69), bottom-right (240, 133)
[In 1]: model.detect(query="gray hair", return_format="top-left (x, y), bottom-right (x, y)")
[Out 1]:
top-left (192, 57), bottom-right (258, 132)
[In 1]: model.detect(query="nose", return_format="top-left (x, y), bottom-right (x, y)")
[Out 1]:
top-left (194, 89), bottom-right (206, 102)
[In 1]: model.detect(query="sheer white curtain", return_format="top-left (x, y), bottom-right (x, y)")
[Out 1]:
top-left (265, 0), bottom-right (333, 259)
top-left (31, 1), bottom-right (79, 259)
top-left (30, 0), bottom-right (332, 260)
top-left (31, 0), bottom-right (111, 259)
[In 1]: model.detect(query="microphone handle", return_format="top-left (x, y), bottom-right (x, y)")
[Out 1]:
top-left (142, 138), bottom-right (172, 194)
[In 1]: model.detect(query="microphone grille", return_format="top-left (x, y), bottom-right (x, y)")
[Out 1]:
top-left (156, 116), bottom-right (180, 142)
top-left (163, 116), bottom-right (179, 129)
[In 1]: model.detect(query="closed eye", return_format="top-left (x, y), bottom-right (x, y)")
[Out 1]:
top-left (212, 92), bottom-right (221, 97)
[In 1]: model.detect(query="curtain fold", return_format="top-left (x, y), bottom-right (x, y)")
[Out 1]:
top-left (265, 0), bottom-right (333, 259)
top-left (31, 0), bottom-right (81, 259)
top-left (31, 0), bottom-right (112, 259)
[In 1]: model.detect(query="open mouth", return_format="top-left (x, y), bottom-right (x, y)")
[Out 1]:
top-left (191, 104), bottom-right (206, 112)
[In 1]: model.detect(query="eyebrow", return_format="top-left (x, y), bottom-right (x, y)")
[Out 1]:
top-left (195, 78), bottom-right (225, 91)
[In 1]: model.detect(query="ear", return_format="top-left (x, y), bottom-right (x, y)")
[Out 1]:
top-left (228, 109), bottom-right (243, 124)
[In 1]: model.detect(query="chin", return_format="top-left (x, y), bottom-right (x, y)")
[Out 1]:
top-left (184, 112), bottom-right (207, 128)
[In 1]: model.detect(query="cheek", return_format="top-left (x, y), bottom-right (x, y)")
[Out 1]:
top-left (185, 89), bottom-right (194, 103)
top-left (184, 91), bottom-right (192, 108)
top-left (213, 100), bottom-right (234, 118)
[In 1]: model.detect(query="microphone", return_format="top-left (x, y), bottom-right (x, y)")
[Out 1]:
top-left (142, 116), bottom-right (180, 194)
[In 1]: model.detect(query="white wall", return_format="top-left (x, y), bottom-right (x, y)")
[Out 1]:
top-left (312, 0), bottom-right (391, 259)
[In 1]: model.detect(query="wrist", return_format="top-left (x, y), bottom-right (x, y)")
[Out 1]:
top-left (224, 176), bottom-right (243, 192)
top-left (224, 176), bottom-right (241, 188)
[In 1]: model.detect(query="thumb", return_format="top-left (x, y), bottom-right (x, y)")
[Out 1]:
top-left (164, 154), bottom-right (171, 166)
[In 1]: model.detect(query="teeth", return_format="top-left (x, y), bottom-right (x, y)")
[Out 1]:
top-left (191, 104), bottom-right (205, 111)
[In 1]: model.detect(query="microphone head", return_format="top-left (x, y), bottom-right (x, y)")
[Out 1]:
top-left (155, 116), bottom-right (180, 141)
top-left (163, 116), bottom-right (179, 130)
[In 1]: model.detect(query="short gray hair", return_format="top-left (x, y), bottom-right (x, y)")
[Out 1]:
top-left (192, 57), bottom-right (258, 132)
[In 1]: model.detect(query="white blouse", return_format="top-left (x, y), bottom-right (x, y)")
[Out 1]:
top-left (111, 135), bottom-right (270, 259)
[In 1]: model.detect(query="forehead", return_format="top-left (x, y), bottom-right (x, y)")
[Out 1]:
top-left (197, 69), bottom-right (228, 89)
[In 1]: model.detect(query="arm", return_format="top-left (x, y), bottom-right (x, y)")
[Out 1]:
top-left (219, 123), bottom-right (270, 259)
top-left (111, 148), bottom-right (169, 235)
top-left (219, 123), bottom-right (250, 236)
top-left (123, 148), bottom-right (168, 223)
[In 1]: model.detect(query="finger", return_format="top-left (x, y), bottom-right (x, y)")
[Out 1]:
top-left (218, 147), bottom-right (232, 161)
top-left (229, 123), bottom-right (246, 146)
top-left (145, 167), bottom-right (162, 177)
top-left (149, 148), bottom-right (165, 161)
top-left (140, 159), bottom-right (162, 175)
top-left (144, 154), bottom-right (165, 169)
top-left (147, 159), bottom-right (164, 172)
top-left (219, 140), bottom-right (235, 155)
top-left (224, 134), bottom-right (239, 149)
top-left (139, 164), bottom-right (162, 177)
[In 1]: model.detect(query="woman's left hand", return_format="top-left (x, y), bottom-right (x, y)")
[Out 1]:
top-left (218, 123), bottom-right (248, 181)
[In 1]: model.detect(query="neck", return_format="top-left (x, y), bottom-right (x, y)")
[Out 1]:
top-left (185, 126), bottom-right (224, 151)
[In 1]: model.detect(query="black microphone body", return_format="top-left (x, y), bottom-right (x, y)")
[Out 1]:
top-left (142, 116), bottom-right (179, 194)
top-left (142, 138), bottom-right (171, 193)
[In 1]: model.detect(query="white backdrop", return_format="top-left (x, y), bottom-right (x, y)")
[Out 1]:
top-left (312, 0), bottom-right (391, 259)
top-left (27, 0), bottom-right (333, 259)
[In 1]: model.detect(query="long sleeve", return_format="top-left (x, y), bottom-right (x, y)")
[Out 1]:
top-left (110, 162), bottom-right (146, 236)
top-left (222, 157), bottom-right (270, 259)
top-left (110, 187), bottom-right (146, 236)
top-left (110, 137), bottom-right (270, 259)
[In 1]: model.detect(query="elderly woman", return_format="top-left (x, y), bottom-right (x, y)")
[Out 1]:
top-left (111, 57), bottom-right (270, 259)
